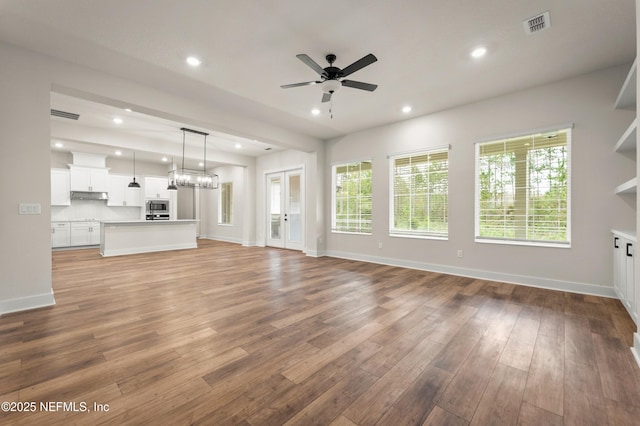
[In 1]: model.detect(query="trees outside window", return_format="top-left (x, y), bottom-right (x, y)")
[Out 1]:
top-left (476, 128), bottom-right (570, 246)
top-left (390, 148), bottom-right (448, 238)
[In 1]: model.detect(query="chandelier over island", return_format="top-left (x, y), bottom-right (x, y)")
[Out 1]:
top-left (168, 127), bottom-right (218, 190)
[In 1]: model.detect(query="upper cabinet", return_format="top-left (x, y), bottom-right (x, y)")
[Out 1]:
top-left (108, 174), bottom-right (142, 207)
top-left (70, 166), bottom-right (109, 192)
top-left (144, 176), bottom-right (170, 199)
top-left (614, 59), bottom-right (637, 196)
top-left (51, 169), bottom-right (70, 206)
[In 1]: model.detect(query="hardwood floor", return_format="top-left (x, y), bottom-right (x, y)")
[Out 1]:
top-left (1, 239), bottom-right (640, 425)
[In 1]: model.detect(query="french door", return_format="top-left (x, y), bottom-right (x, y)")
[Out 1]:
top-left (266, 169), bottom-right (303, 250)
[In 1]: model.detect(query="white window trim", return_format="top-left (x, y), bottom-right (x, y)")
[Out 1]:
top-left (474, 125), bottom-right (572, 248)
top-left (388, 146), bottom-right (449, 240)
top-left (331, 160), bottom-right (373, 235)
top-left (218, 181), bottom-right (233, 225)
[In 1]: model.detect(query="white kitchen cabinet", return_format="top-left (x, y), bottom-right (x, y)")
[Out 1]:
top-left (51, 169), bottom-right (71, 206)
top-left (613, 231), bottom-right (637, 325)
top-left (51, 222), bottom-right (70, 248)
top-left (108, 175), bottom-right (142, 207)
top-left (144, 176), bottom-right (170, 199)
top-left (71, 221), bottom-right (101, 246)
top-left (70, 166), bottom-right (109, 192)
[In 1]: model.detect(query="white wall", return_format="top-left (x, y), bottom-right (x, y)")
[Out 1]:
top-left (0, 42), bottom-right (54, 313)
top-left (200, 165), bottom-right (247, 244)
top-left (255, 149), bottom-right (324, 255)
top-left (325, 65), bottom-right (636, 296)
top-left (0, 41), bottom-right (320, 314)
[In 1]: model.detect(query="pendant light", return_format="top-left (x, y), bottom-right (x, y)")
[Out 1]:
top-left (167, 156), bottom-right (178, 191)
top-left (167, 127), bottom-right (218, 189)
top-left (128, 152), bottom-right (141, 188)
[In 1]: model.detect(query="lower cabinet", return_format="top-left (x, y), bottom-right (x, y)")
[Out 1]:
top-left (613, 230), bottom-right (638, 325)
top-left (51, 222), bottom-right (70, 248)
top-left (70, 222), bottom-right (101, 246)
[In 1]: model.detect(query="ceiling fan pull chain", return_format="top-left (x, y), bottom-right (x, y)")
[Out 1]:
top-left (330, 99), bottom-right (333, 119)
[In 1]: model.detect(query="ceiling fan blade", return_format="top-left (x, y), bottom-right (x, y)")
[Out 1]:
top-left (322, 92), bottom-right (332, 103)
top-left (280, 81), bottom-right (321, 89)
top-left (340, 54), bottom-right (377, 77)
top-left (296, 54), bottom-right (328, 77)
top-left (341, 79), bottom-right (378, 92)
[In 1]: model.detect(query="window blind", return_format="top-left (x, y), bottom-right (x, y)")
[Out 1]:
top-left (390, 147), bottom-right (449, 238)
top-left (475, 128), bottom-right (571, 246)
top-left (332, 161), bottom-right (372, 234)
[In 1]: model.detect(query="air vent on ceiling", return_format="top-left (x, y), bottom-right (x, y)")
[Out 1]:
top-left (50, 109), bottom-right (80, 120)
top-left (524, 11), bottom-right (551, 34)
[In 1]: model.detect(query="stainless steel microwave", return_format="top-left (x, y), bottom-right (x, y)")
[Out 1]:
top-left (146, 199), bottom-right (169, 214)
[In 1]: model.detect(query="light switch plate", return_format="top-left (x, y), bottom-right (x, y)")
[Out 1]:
top-left (19, 203), bottom-right (42, 215)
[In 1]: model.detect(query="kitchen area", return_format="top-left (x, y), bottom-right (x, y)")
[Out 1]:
top-left (51, 151), bottom-right (198, 256)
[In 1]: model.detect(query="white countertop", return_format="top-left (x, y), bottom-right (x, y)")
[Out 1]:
top-left (101, 219), bottom-right (198, 225)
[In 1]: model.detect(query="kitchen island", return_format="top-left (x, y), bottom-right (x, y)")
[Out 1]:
top-left (100, 220), bottom-right (198, 257)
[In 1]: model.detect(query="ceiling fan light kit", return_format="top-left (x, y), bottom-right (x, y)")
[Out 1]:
top-left (281, 52), bottom-right (378, 104)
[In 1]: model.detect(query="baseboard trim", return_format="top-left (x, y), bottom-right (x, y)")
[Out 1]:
top-left (325, 249), bottom-right (616, 298)
top-left (0, 290), bottom-right (56, 315)
top-left (200, 235), bottom-right (243, 245)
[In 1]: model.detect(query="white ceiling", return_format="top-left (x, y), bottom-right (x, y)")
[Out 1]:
top-left (0, 0), bottom-right (636, 163)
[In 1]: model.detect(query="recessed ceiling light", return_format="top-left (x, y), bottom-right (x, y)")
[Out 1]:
top-left (235, 143), bottom-right (242, 149)
top-left (402, 105), bottom-right (412, 114)
top-left (471, 46), bottom-right (487, 58)
top-left (311, 108), bottom-right (320, 116)
top-left (199, 162), bottom-right (204, 167)
top-left (162, 157), bottom-right (168, 162)
top-left (124, 108), bottom-right (132, 112)
top-left (186, 56), bottom-right (202, 67)
top-left (115, 150), bottom-right (122, 156)
top-left (113, 117), bottom-right (123, 124)
top-left (54, 142), bottom-right (63, 148)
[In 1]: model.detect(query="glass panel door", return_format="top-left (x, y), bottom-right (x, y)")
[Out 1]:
top-left (285, 171), bottom-right (302, 250)
top-left (266, 169), bottom-right (303, 250)
top-left (267, 174), bottom-right (283, 248)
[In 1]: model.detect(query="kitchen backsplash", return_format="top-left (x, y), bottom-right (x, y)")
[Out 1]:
top-left (52, 201), bottom-right (143, 221)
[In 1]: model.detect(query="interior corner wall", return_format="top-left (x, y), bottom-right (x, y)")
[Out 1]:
top-left (0, 44), bottom-right (54, 313)
top-left (325, 65), bottom-right (636, 296)
top-left (200, 164), bottom-right (247, 245)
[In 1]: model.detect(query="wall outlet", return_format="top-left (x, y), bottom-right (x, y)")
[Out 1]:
top-left (457, 250), bottom-right (463, 258)
top-left (378, 242), bottom-right (383, 249)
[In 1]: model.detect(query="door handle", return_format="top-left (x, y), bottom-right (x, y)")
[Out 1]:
top-left (614, 237), bottom-right (619, 248)
top-left (627, 243), bottom-right (633, 257)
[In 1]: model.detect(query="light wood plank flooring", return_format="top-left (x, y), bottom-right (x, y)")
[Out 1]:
top-left (1, 239), bottom-right (640, 425)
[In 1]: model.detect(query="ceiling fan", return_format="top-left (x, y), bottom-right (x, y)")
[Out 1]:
top-left (281, 53), bottom-right (378, 103)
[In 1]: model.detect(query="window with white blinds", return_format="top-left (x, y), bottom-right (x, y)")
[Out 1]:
top-left (332, 161), bottom-right (372, 234)
top-left (390, 147), bottom-right (449, 238)
top-left (475, 127), bottom-right (571, 246)
top-left (218, 182), bottom-right (232, 224)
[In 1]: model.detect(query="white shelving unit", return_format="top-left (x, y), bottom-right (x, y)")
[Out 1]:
top-left (615, 58), bottom-right (637, 109)
top-left (614, 58), bottom-right (640, 367)
top-left (616, 177), bottom-right (638, 195)
top-left (614, 117), bottom-right (637, 153)
top-left (614, 60), bottom-right (637, 196)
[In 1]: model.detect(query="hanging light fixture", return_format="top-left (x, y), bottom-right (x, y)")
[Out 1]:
top-left (167, 156), bottom-right (178, 191)
top-left (128, 152), bottom-right (141, 188)
top-left (168, 127), bottom-right (218, 190)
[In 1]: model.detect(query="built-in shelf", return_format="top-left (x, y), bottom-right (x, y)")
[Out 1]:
top-left (615, 177), bottom-right (637, 195)
top-left (615, 117), bottom-right (638, 152)
top-left (615, 58), bottom-right (637, 109)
